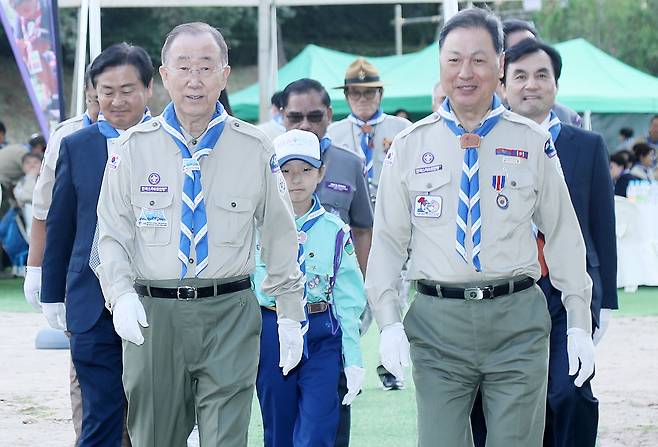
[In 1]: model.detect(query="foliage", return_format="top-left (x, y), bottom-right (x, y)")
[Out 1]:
top-left (533, 0), bottom-right (658, 75)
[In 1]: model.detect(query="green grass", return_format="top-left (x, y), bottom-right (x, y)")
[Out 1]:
top-left (2, 278), bottom-right (657, 445)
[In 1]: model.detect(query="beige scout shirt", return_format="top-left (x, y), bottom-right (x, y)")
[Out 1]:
top-left (96, 115), bottom-right (305, 321)
top-left (365, 110), bottom-right (592, 333)
top-left (32, 114), bottom-right (86, 220)
top-left (328, 113), bottom-right (411, 196)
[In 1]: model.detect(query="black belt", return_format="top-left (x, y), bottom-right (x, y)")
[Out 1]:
top-left (134, 277), bottom-right (251, 300)
top-left (417, 277), bottom-right (534, 300)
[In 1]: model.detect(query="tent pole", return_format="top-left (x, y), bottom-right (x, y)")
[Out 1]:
top-left (73, 0), bottom-right (89, 117)
top-left (89, 0), bottom-right (102, 59)
top-left (394, 4), bottom-right (402, 55)
top-left (443, 0), bottom-right (458, 22)
top-left (583, 110), bottom-right (592, 130)
top-left (257, 0), bottom-right (273, 123)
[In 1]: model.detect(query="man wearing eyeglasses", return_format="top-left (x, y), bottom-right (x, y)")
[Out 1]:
top-left (329, 58), bottom-right (411, 202)
top-left (96, 22), bottom-right (305, 446)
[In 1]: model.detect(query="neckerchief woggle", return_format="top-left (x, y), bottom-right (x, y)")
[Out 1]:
top-left (438, 96), bottom-right (505, 272)
top-left (160, 101), bottom-right (227, 278)
top-left (97, 108), bottom-right (152, 139)
top-left (296, 194), bottom-right (325, 357)
top-left (347, 109), bottom-right (385, 179)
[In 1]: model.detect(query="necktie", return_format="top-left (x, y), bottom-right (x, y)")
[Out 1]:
top-left (161, 102), bottom-right (227, 278)
top-left (438, 97), bottom-right (505, 272)
top-left (347, 109), bottom-right (385, 179)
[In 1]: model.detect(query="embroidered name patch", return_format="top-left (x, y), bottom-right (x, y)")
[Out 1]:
top-left (140, 185), bottom-right (169, 193)
top-left (495, 148), bottom-right (528, 159)
top-left (325, 182), bottom-right (351, 193)
top-left (414, 164), bottom-right (443, 175)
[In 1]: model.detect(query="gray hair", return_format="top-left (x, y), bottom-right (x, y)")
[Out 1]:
top-left (439, 8), bottom-right (504, 55)
top-left (161, 22), bottom-right (229, 66)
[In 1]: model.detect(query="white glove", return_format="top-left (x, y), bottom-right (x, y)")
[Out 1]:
top-left (379, 322), bottom-right (410, 382)
top-left (567, 327), bottom-right (595, 387)
top-left (42, 302), bottom-right (67, 331)
top-left (342, 365), bottom-right (366, 406)
top-left (23, 266), bottom-right (42, 310)
top-left (277, 318), bottom-right (303, 376)
top-left (592, 309), bottom-right (612, 346)
top-left (112, 292), bottom-right (148, 345)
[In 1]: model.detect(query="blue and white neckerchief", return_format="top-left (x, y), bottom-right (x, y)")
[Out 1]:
top-left (160, 101), bottom-right (227, 278)
top-left (546, 110), bottom-right (562, 143)
top-left (439, 96), bottom-right (505, 272)
top-left (82, 110), bottom-right (93, 127)
top-left (347, 109), bottom-right (385, 179)
top-left (296, 194), bottom-right (325, 355)
top-left (320, 136), bottom-right (332, 155)
top-left (96, 108), bottom-right (152, 139)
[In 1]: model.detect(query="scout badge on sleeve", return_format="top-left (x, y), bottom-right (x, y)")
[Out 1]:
top-left (492, 175), bottom-right (509, 209)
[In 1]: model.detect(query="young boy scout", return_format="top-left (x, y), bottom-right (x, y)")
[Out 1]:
top-left (366, 8), bottom-right (595, 447)
top-left (96, 23), bottom-right (305, 446)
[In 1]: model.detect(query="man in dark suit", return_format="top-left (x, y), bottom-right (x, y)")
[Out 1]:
top-left (471, 38), bottom-right (617, 447)
top-left (40, 43), bottom-right (153, 447)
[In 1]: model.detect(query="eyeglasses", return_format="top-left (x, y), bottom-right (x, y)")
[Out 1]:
top-left (285, 111), bottom-right (325, 124)
top-left (346, 89), bottom-right (380, 101)
top-left (166, 64), bottom-right (227, 79)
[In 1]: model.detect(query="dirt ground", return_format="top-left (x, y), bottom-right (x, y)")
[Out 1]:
top-left (1, 312), bottom-right (657, 446)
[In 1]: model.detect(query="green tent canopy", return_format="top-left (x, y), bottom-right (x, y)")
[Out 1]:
top-left (230, 38), bottom-right (658, 122)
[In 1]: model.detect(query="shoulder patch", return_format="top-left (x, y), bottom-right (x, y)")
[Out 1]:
top-left (544, 138), bottom-right (557, 158)
top-left (383, 149), bottom-right (396, 166)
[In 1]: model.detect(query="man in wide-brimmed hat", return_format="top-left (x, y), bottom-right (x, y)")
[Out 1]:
top-left (329, 58), bottom-right (411, 203)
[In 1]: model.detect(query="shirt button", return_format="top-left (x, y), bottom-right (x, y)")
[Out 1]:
top-left (231, 201), bottom-right (237, 208)
top-left (511, 181), bottom-right (517, 187)
top-left (191, 139), bottom-right (197, 145)
top-left (309, 252), bottom-right (315, 258)
top-left (426, 183), bottom-right (432, 189)
top-left (149, 200), bottom-right (155, 206)
top-left (189, 258), bottom-right (194, 264)
top-left (234, 122), bottom-right (240, 127)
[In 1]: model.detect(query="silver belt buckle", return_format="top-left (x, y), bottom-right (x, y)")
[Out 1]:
top-left (464, 287), bottom-right (484, 300)
top-left (177, 285), bottom-right (197, 300)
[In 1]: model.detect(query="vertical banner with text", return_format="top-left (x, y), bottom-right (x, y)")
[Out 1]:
top-left (0, 0), bottom-right (65, 139)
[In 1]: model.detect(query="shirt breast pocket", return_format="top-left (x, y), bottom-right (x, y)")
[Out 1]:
top-left (503, 171), bottom-right (535, 219)
top-left (319, 181), bottom-right (355, 218)
top-left (408, 170), bottom-right (452, 227)
top-left (131, 193), bottom-right (174, 246)
top-left (211, 196), bottom-right (254, 247)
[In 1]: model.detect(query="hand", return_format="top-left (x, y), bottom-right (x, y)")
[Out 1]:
top-left (342, 365), bottom-right (365, 406)
top-left (112, 292), bottom-right (148, 345)
top-left (567, 327), bottom-right (595, 387)
top-left (379, 322), bottom-right (410, 382)
top-left (42, 302), bottom-right (67, 331)
top-left (23, 266), bottom-right (42, 310)
top-left (593, 309), bottom-right (612, 346)
top-left (277, 318), bottom-right (303, 376)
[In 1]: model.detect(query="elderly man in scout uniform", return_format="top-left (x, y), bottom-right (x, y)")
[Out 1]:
top-left (96, 23), bottom-right (305, 446)
top-left (328, 58), bottom-right (411, 202)
top-left (366, 8), bottom-right (595, 447)
top-left (329, 58), bottom-right (412, 392)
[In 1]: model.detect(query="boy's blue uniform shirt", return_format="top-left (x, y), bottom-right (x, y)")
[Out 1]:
top-left (253, 197), bottom-right (366, 368)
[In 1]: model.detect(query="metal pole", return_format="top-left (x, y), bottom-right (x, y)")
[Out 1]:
top-left (257, 0), bottom-right (271, 123)
top-left (270, 3), bottom-right (278, 101)
top-left (73, 0), bottom-right (89, 116)
top-left (443, 0), bottom-right (458, 23)
top-left (88, 0), bottom-right (101, 59)
top-left (583, 110), bottom-right (592, 130)
top-left (394, 4), bottom-right (402, 55)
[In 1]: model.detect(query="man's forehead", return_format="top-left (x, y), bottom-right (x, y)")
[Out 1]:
top-left (441, 26), bottom-right (498, 54)
top-left (509, 51), bottom-right (554, 73)
top-left (286, 91), bottom-right (326, 109)
top-left (167, 32), bottom-right (221, 58)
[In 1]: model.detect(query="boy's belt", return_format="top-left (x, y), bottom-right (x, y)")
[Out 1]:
top-left (264, 301), bottom-right (329, 314)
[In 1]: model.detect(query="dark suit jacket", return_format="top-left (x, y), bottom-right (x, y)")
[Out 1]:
top-left (41, 124), bottom-right (108, 334)
top-left (552, 124), bottom-right (618, 325)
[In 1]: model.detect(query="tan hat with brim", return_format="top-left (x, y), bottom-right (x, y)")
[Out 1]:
top-left (333, 57), bottom-right (385, 89)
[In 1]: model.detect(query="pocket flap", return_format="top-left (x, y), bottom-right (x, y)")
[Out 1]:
top-left (131, 193), bottom-right (174, 209)
top-left (507, 172), bottom-right (533, 189)
top-left (215, 196), bottom-right (253, 212)
top-left (408, 170), bottom-right (451, 192)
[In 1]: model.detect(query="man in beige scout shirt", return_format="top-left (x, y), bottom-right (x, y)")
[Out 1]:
top-left (365, 8), bottom-right (595, 447)
top-left (96, 23), bottom-right (305, 446)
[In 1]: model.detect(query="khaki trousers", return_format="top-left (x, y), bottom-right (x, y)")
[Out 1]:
top-left (122, 281), bottom-right (261, 447)
top-left (404, 283), bottom-right (551, 447)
